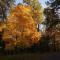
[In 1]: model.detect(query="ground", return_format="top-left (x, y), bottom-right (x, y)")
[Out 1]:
top-left (0, 52), bottom-right (60, 60)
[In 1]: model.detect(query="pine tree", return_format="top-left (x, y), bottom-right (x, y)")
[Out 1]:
top-left (44, 0), bottom-right (60, 51)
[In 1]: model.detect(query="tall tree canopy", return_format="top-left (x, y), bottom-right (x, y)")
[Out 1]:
top-left (45, 0), bottom-right (60, 29)
top-left (3, 5), bottom-right (41, 50)
top-left (23, 0), bottom-right (44, 24)
top-left (23, 0), bottom-right (44, 31)
top-left (46, 0), bottom-right (60, 8)
top-left (0, 0), bottom-right (15, 21)
top-left (44, 0), bottom-right (60, 51)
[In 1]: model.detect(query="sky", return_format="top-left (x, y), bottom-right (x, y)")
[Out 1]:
top-left (15, 0), bottom-right (48, 8)
top-left (39, 0), bottom-right (48, 8)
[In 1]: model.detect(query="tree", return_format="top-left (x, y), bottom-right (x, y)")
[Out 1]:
top-left (23, 0), bottom-right (44, 31)
top-left (44, 0), bottom-right (60, 51)
top-left (3, 5), bottom-right (41, 50)
top-left (45, 0), bottom-right (60, 31)
top-left (46, 0), bottom-right (60, 8)
top-left (44, 8), bottom-right (58, 29)
top-left (0, 0), bottom-right (15, 22)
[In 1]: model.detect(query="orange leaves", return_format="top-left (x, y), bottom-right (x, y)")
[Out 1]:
top-left (3, 5), bottom-right (41, 49)
top-left (0, 22), bottom-right (6, 32)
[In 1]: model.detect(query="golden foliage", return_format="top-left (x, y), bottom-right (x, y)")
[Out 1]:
top-left (3, 5), bottom-right (41, 50)
top-left (0, 22), bottom-right (6, 32)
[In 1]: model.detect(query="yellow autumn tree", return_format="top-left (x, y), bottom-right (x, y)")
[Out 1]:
top-left (3, 5), bottom-right (41, 50)
top-left (23, 0), bottom-right (44, 31)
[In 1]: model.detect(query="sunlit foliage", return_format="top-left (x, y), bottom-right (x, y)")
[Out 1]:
top-left (23, 0), bottom-right (44, 24)
top-left (3, 5), bottom-right (41, 50)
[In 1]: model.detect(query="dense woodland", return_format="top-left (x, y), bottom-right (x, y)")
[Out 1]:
top-left (0, 0), bottom-right (60, 54)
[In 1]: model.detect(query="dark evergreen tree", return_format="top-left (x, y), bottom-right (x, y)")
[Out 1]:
top-left (44, 0), bottom-right (60, 51)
